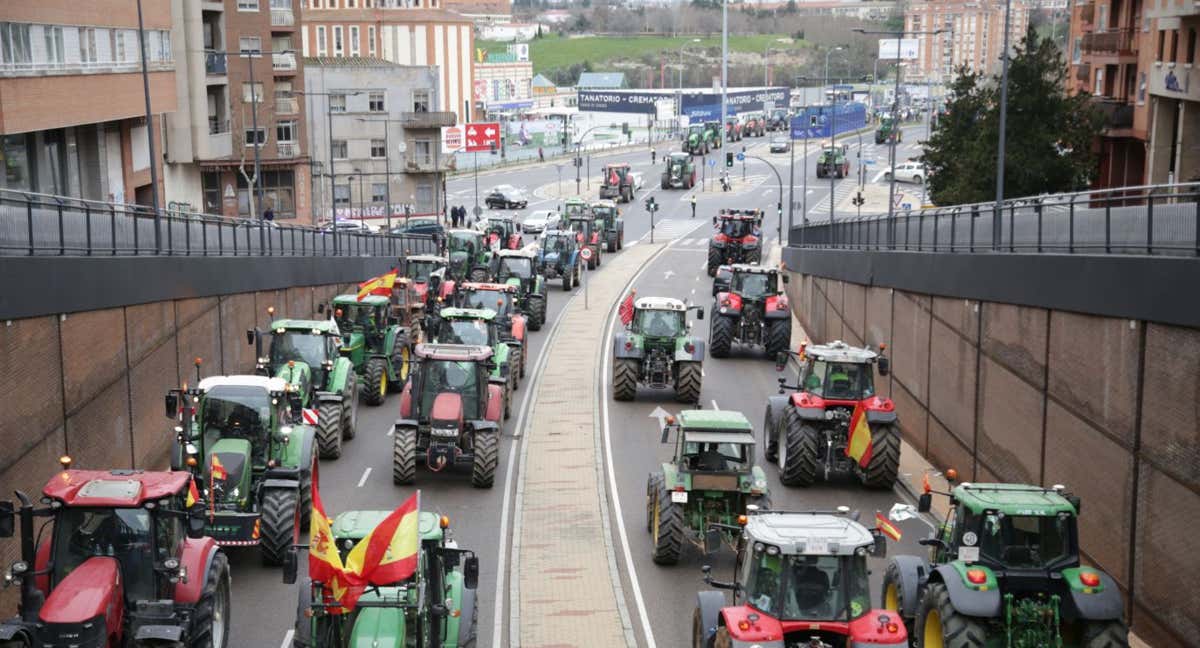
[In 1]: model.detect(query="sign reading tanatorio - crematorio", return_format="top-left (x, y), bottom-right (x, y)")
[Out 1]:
top-left (577, 87), bottom-right (790, 116)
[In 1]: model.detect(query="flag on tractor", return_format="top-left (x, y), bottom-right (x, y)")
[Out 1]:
top-left (185, 477), bottom-right (200, 508)
top-left (844, 402), bottom-right (873, 468)
top-left (876, 511), bottom-right (902, 541)
top-left (210, 454), bottom-right (228, 481)
top-left (308, 481), bottom-right (365, 612)
top-left (618, 291), bottom-right (636, 326)
top-left (357, 268), bottom-right (399, 301)
top-left (344, 491), bottom-right (420, 585)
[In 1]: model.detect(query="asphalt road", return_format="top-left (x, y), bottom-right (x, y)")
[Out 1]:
top-left (228, 126), bottom-right (935, 647)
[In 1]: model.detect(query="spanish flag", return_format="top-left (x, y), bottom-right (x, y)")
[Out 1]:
top-left (308, 482), bottom-right (365, 612)
top-left (844, 402), bottom-right (873, 468)
top-left (210, 454), bottom-right (228, 481)
top-left (357, 268), bottom-right (399, 301)
top-left (876, 511), bottom-right (902, 542)
top-left (344, 491), bottom-right (420, 585)
top-left (185, 477), bottom-right (200, 508)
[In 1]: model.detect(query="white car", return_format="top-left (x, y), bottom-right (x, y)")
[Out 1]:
top-left (520, 209), bottom-right (560, 234)
top-left (884, 161), bottom-right (926, 184)
top-left (629, 171), bottom-right (645, 192)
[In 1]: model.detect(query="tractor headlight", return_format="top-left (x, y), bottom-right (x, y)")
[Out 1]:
top-left (10, 561), bottom-right (28, 576)
top-left (280, 426), bottom-right (293, 444)
top-left (164, 558), bottom-right (180, 570)
top-left (186, 443), bottom-right (198, 455)
top-left (825, 410), bottom-right (835, 420)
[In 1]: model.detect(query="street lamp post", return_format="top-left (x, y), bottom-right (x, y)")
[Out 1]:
top-left (134, 0), bottom-right (162, 251)
top-left (995, 0), bottom-right (1014, 248)
top-left (678, 39), bottom-right (702, 134)
top-left (825, 47), bottom-right (846, 223)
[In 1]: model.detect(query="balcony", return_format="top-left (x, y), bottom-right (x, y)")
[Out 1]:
top-left (1149, 64), bottom-right (1199, 101)
top-left (1090, 97), bottom-right (1134, 129)
top-left (272, 52), bottom-right (296, 73)
top-left (403, 154), bottom-right (454, 173)
top-left (401, 111), bottom-right (456, 129)
top-left (1075, 62), bottom-right (1092, 81)
top-left (277, 142), bottom-right (300, 158)
top-left (276, 96), bottom-right (299, 114)
top-left (206, 130), bottom-right (233, 159)
top-left (206, 52), bottom-right (227, 76)
top-left (1081, 29), bottom-right (1136, 56)
top-left (270, 8), bottom-right (295, 28)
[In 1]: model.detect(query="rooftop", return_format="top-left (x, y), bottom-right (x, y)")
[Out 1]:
top-left (635, 296), bottom-right (686, 311)
top-left (269, 318), bottom-right (338, 334)
top-left (953, 483), bottom-right (1078, 516)
top-left (677, 408), bottom-right (754, 431)
top-left (745, 511), bottom-right (875, 555)
top-left (198, 375), bottom-right (288, 392)
top-left (805, 340), bottom-right (878, 363)
top-left (439, 307), bottom-right (497, 320)
top-left (414, 343), bottom-right (494, 361)
top-left (577, 72), bottom-right (627, 89)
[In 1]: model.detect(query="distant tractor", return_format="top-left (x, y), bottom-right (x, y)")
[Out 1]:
top-left (430, 307), bottom-right (519, 420)
top-left (477, 215), bottom-right (524, 250)
top-left (767, 108), bottom-right (790, 132)
top-left (692, 508), bottom-right (901, 648)
top-left (536, 229), bottom-right (583, 291)
top-left (445, 229), bottom-right (493, 283)
top-left (882, 479), bottom-right (1128, 647)
top-left (566, 215), bottom-right (603, 269)
top-left (685, 124), bottom-right (711, 155)
top-left (399, 254), bottom-right (452, 313)
top-left (492, 248), bottom-right (549, 330)
top-left (703, 121), bottom-right (724, 149)
top-left (724, 117), bottom-right (743, 142)
top-left (875, 117), bottom-right (903, 144)
top-left (816, 144), bottom-right (850, 179)
top-left (392, 344), bottom-right (504, 487)
top-left (612, 297), bottom-right (705, 403)
top-left (328, 294), bottom-right (414, 406)
top-left (590, 199), bottom-right (625, 252)
top-left (646, 409), bottom-right (769, 564)
top-left (707, 209), bottom-right (764, 276)
top-left (742, 111), bottom-right (766, 137)
top-left (561, 196), bottom-right (590, 220)
top-left (661, 152), bottom-right (697, 190)
top-left (0, 462), bottom-right (232, 648)
top-left (599, 163), bottom-right (636, 203)
top-left (762, 340), bottom-right (900, 488)
top-left (454, 282), bottom-right (529, 379)
top-left (709, 264), bottom-right (792, 359)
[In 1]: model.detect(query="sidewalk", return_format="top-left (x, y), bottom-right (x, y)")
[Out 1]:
top-left (513, 242), bottom-right (663, 648)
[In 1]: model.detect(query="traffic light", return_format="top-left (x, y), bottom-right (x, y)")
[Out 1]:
top-left (725, 152), bottom-right (734, 168)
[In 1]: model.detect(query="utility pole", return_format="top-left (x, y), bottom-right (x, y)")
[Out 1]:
top-left (721, 0), bottom-right (728, 150)
top-left (135, 0), bottom-right (161, 252)
top-left (995, 0), bottom-right (1014, 249)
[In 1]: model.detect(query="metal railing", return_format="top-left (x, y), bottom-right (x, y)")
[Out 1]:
top-left (205, 51), bottom-right (227, 75)
top-left (1082, 28), bottom-right (1136, 54)
top-left (0, 189), bottom-right (438, 258)
top-left (789, 182), bottom-right (1200, 256)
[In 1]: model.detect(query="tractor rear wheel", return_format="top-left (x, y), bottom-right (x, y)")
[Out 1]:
top-left (1082, 620), bottom-right (1130, 648)
top-left (503, 384), bottom-right (512, 421)
top-left (392, 426), bottom-right (416, 485)
top-left (562, 268), bottom-right (573, 291)
top-left (745, 247), bottom-right (762, 264)
top-left (292, 578), bottom-right (313, 647)
top-left (710, 315), bottom-right (735, 358)
top-left (651, 483), bottom-right (685, 565)
top-left (514, 346), bottom-right (525, 380)
top-left (765, 318), bottom-right (792, 357)
top-left (469, 267), bottom-right (489, 282)
top-left (472, 431), bottom-right (498, 488)
top-left (707, 247), bottom-right (722, 277)
top-left (363, 358), bottom-right (387, 406)
top-left (316, 400), bottom-right (343, 459)
top-left (916, 582), bottom-right (987, 648)
top-left (780, 408), bottom-right (820, 486)
top-left (190, 550), bottom-right (231, 648)
top-left (528, 295), bottom-right (547, 331)
top-left (662, 174), bottom-right (671, 190)
top-left (260, 488), bottom-right (298, 566)
top-left (646, 474), bottom-right (664, 532)
top-left (299, 455), bottom-right (314, 529)
top-left (342, 373), bottom-right (358, 439)
top-left (606, 234), bottom-right (617, 253)
top-left (861, 423), bottom-right (901, 488)
top-left (612, 358), bottom-right (639, 401)
top-left (712, 627), bottom-right (733, 648)
top-left (675, 361), bottom-right (702, 404)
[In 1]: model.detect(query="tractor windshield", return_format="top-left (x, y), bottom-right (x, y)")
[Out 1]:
top-left (441, 319), bottom-right (491, 346)
top-left (972, 511), bottom-right (1075, 569)
top-left (720, 219), bottom-right (753, 239)
top-left (498, 257), bottom-right (533, 280)
top-left (202, 385), bottom-right (271, 446)
top-left (563, 202), bottom-right (588, 218)
top-left (333, 303), bottom-right (381, 332)
top-left (732, 272), bottom-right (774, 299)
top-left (405, 260), bottom-right (440, 282)
top-left (636, 309), bottom-right (684, 338)
top-left (545, 234), bottom-right (572, 253)
top-left (462, 290), bottom-right (511, 317)
top-left (688, 126), bottom-right (705, 137)
top-left (54, 507), bottom-right (157, 603)
top-left (745, 550), bottom-right (870, 622)
top-left (268, 331), bottom-right (327, 369)
top-left (682, 440), bottom-right (750, 472)
top-left (419, 360), bottom-right (481, 418)
top-left (448, 233), bottom-right (479, 254)
top-left (803, 360), bottom-right (875, 400)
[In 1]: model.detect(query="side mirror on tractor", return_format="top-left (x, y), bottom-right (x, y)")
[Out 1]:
top-left (246, 329), bottom-right (256, 346)
top-left (165, 392), bottom-right (179, 418)
top-left (877, 356), bottom-right (891, 376)
top-left (775, 352), bottom-right (788, 372)
top-left (917, 492), bottom-right (933, 513)
top-left (464, 556), bottom-right (480, 590)
top-left (186, 512), bottom-right (206, 539)
top-left (872, 530), bottom-right (888, 558)
top-left (694, 306), bottom-right (704, 321)
top-left (0, 501), bottom-right (15, 538)
top-left (283, 548), bottom-right (299, 585)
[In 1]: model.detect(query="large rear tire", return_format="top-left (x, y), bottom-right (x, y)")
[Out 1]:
top-left (390, 339), bottom-right (411, 392)
top-left (469, 267), bottom-right (489, 282)
top-left (763, 406), bottom-right (779, 462)
top-left (707, 247), bottom-right (722, 277)
top-left (861, 423), bottom-right (901, 488)
top-left (291, 578), bottom-right (313, 648)
top-left (1082, 620), bottom-right (1130, 648)
top-left (392, 426), bottom-right (416, 485)
top-left (646, 473), bottom-right (663, 532)
top-left (612, 358), bottom-right (639, 401)
top-left (780, 408), bottom-right (820, 487)
top-left (710, 315), bottom-right (735, 358)
top-left (765, 318), bottom-right (792, 357)
top-left (260, 488), bottom-right (298, 566)
top-left (916, 582), bottom-right (988, 648)
top-left (651, 483), bottom-right (685, 565)
top-left (190, 551), bottom-right (231, 648)
top-left (316, 400), bottom-right (343, 459)
top-left (363, 358), bottom-right (387, 406)
top-left (881, 561), bottom-right (914, 633)
top-left (299, 455), bottom-right (314, 529)
top-left (472, 430), bottom-right (498, 488)
top-left (528, 295), bottom-right (547, 331)
top-left (675, 361), bottom-right (702, 404)
top-left (341, 373), bottom-right (358, 439)
top-left (562, 268), bottom-right (573, 291)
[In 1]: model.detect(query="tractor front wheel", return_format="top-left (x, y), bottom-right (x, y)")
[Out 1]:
top-left (390, 340), bottom-right (412, 392)
top-left (612, 358), bottom-right (639, 401)
top-left (780, 408), bottom-right (820, 486)
top-left (316, 400), bottom-right (343, 459)
top-left (342, 373), bottom-right (358, 440)
top-left (562, 268), bottom-right (573, 291)
top-left (528, 295), bottom-right (547, 331)
top-left (710, 315), bottom-right (735, 358)
top-left (469, 267), bottom-right (489, 282)
top-left (765, 318), bottom-right (792, 357)
top-left (881, 561), bottom-right (914, 633)
top-left (392, 426), bottom-right (416, 485)
top-left (650, 483), bottom-right (685, 565)
top-left (503, 384), bottom-right (512, 421)
top-left (1082, 620), bottom-right (1130, 648)
top-left (646, 474), bottom-right (664, 531)
top-left (763, 406), bottom-right (779, 462)
top-left (190, 550), bottom-right (231, 648)
top-left (259, 488), bottom-right (298, 566)
top-left (916, 582), bottom-right (988, 648)
top-left (363, 358), bottom-right (388, 406)
top-left (674, 361), bottom-right (702, 404)
top-left (472, 431), bottom-right (498, 488)
top-left (861, 423), bottom-right (901, 488)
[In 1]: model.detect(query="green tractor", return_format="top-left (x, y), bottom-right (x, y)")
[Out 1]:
top-left (875, 116), bottom-right (903, 144)
top-left (704, 121), bottom-right (724, 149)
top-left (882, 479), bottom-right (1129, 647)
top-left (248, 307), bottom-right (358, 459)
top-left (684, 123), bottom-right (714, 155)
top-left (326, 294), bottom-right (414, 406)
top-left (645, 409), bottom-right (770, 564)
top-left (286, 510), bottom-right (480, 648)
top-left (661, 151), bottom-right (697, 190)
top-left (590, 199), bottom-right (625, 252)
top-left (454, 282), bottom-right (529, 380)
top-left (430, 307), bottom-right (519, 420)
top-left (816, 144), bottom-right (850, 179)
top-left (166, 372), bottom-right (317, 565)
top-left (491, 248), bottom-right (548, 330)
top-left (445, 228), bottom-right (493, 282)
top-left (561, 196), bottom-right (590, 220)
top-left (612, 296), bottom-right (705, 403)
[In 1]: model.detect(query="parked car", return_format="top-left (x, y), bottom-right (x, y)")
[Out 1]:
top-left (769, 135), bottom-right (790, 153)
top-left (629, 171), bottom-right (645, 192)
top-left (324, 219), bottom-right (378, 233)
top-left (521, 209), bottom-right (560, 234)
top-left (485, 184), bottom-right (529, 209)
top-left (884, 161), bottom-right (926, 184)
top-left (391, 216), bottom-right (444, 237)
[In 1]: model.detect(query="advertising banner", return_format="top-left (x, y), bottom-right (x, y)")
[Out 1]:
top-left (879, 38), bottom-right (920, 60)
top-left (789, 103), bottom-right (868, 139)
top-left (504, 119), bottom-right (562, 147)
top-left (577, 90), bottom-right (676, 113)
top-left (577, 87), bottom-right (791, 117)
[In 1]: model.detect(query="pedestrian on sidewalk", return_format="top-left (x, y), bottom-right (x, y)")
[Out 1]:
top-left (262, 206), bottom-right (274, 222)
top-left (690, 194), bottom-right (697, 218)
top-left (651, 148), bottom-right (657, 165)
top-left (538, 146), bottom-right (544, 162)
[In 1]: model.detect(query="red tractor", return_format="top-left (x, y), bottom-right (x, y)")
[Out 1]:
top-left (710, 264), bottom-right (792, 359)
top-left (0, 459), bottom-right (231, 647)
top-left (598, 163), bottom-right (636, 203)
top-left (707, 209), bottom-right (764, 276)
top-left (455, 281), bottom-right (529, 378)
top-left (724, 117), bottom-right (743, 142)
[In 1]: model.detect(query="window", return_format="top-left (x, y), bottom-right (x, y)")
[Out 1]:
top-left (348, 0), bottom-right (357, 6)
top-left (0, 23), bottom-right (32, 66)
top-left (368, 26), bottom-right (376, 56)
top-left (202, 171), bottom-right (222, 214)
top-left (78, 27), bottom-right (98, 64)
top-left (239, 36), bottom-right (262, 55)
top-left (237, 169), bottom-right (297, 218)
top-left (329, 93), bottom-right (346, 112)
top-left (334, 184), bottom-right (351, 205)
top-left (1157, 29), bottom-right (1165, 61)
top-left (237, 0), bottom-right (260, 9)
top-left (316, 26), bottom-right (327, 56)
top-left (370, 139), bottom-right (386, 158)
top-left (245, 128), bottom-right (267, 145)
top-left (333, 26), bottom-right (343, 56)
top-left (1169, 29), bottom-right (1179, 63)
top-left (414, 139), bottom-right (433, 165)
top-left (270, 0), bottom-right (290, 7)
top-left (412, 89), bottom-right (431, 112)
top-left (331, 139), bottom-right (348, 158)
top-left (349, 26), bottom-right (360, 56)
top-left (371, 183), bottom-right (387, 203)
top-left (44, 26), bottom-right (64, 65)
top-left (276, 120), bottom-right (298, 142)
top-left (368, 91), bottom-right (385, 112)
top-left (1189, 28), bottom-right (1197, 65)
top-left (243, 82), bottom-right (264, 102)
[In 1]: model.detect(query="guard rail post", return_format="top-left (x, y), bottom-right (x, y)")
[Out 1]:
top-left (1008, 203), bottom-right (1015, 253)
top-left (1069, 197), bottom-right (1076, 253)
top-left (950, 208), bottom-right (956, 252)
top-left (109, 203), bottom-right (117, 256)
top-left (969, 205), bottom-right (977, 253)
top-left (56, 196), bottom-right (65, 256)
top-left (1035, 202), bottom-right (1043, 253)
top-left (1146, 191), bottom-right (1154, 255)
top-left (84, 203), bottom-right (93, 256)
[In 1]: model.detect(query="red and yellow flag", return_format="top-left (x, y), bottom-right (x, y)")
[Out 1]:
top-left (309, 481), bottom-right (365, 612)
top-left (876, 511), bottom-right (902, 542)
top-left (618, 291), bottom-right (636, 326)
top-left (844, 403), bottom-right (873, 468)
top-left (345, 492), bottom-right (420, 585)
top-left (357, 269), bottom-right (399, 301)
top-left (210, 454), bottom-right (228, 481)
top-left (185, 477), bottom-right (200, 508)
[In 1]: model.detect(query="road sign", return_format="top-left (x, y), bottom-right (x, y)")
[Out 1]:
top-left (464, 122), bottom-right (501, 152)
top-left (736, 152), bottom-right (745, 162)
top-left (864, 159), bottom-right (876, 165)
top-left (580, 247), bottom-right (593, 261)
top-left (708, 159), bottom-right (716, 167)
top-left (902, 203), bottom-right (913, 211)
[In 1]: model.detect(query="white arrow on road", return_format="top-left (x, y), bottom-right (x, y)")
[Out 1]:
top-left (649, 406), bottom-right (671, 431)
top-left (664, 270), bottom-right (676, 279)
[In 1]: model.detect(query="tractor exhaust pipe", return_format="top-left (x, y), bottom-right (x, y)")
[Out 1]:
top-left (14, 490), bottom-right (46, 622)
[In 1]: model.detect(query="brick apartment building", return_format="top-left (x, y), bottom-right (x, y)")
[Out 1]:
top-left (904, 0), bottom-right (1031, 82)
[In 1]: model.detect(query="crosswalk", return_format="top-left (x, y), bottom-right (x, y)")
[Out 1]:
top-left (649, 218), bottom-right (706, 240)
top-left (808, 181), bottom-right (859, 216)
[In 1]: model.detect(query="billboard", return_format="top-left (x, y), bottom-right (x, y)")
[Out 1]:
top-left (577, 90), bottom-right (676, 113)
top-left (577, 87), bottom-right (791, 117)
top-left (879, 38), bottom-right (920, 60)
top-left (789, 103), bottom-right (868, 139)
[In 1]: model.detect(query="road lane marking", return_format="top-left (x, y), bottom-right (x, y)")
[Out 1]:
top-left (357, 467), bottom-right (371, 487)
top-left (281, 630), bottom-right (294, 648)
top-left (386, 426), bottom-right (394, 437)
top-left (711, 400), bottom-right (720, 410)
